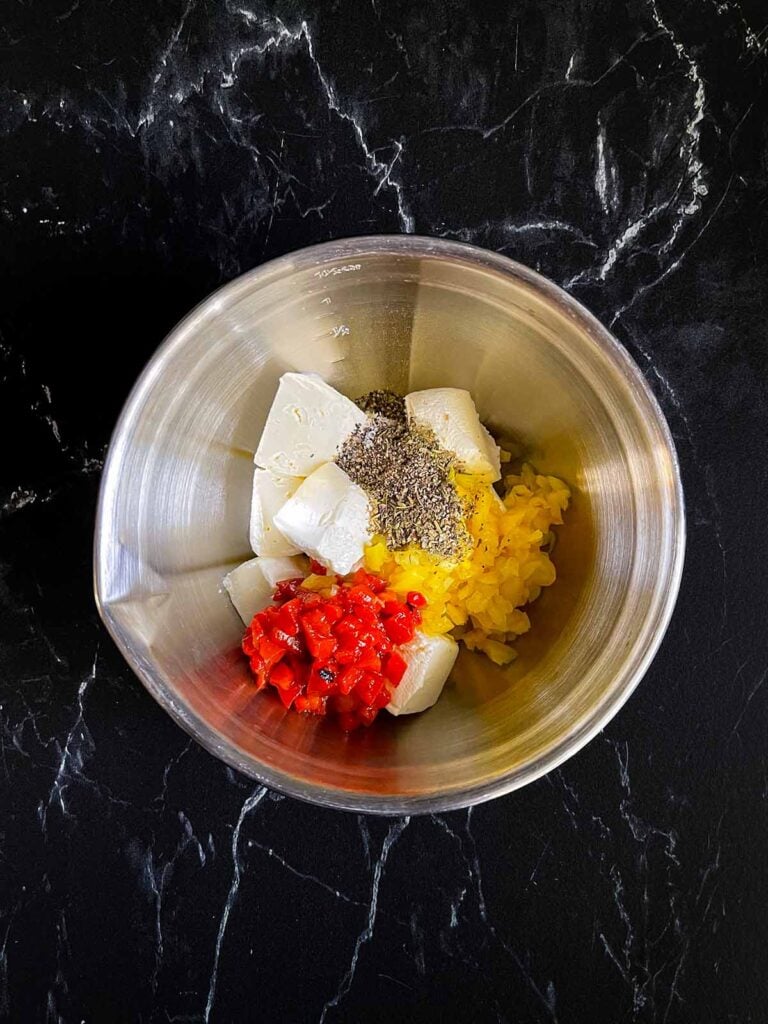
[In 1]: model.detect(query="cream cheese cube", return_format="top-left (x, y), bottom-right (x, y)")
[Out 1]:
top-left (254, 372), bottom-right (367, 477)
top-left (223, 555), bottom-right (306, 624)
top-left (405, 387), bottom-right (501, 480)
top-left (250, 469), bottom-right (302, 556)
top-left (273, 462), bottom-right (371, 576)
top-left (385, 632), bottom-right (459, 715)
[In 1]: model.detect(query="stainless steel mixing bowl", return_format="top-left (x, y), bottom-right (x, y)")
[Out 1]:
top-left (94, 236), bottom-right (684, 813)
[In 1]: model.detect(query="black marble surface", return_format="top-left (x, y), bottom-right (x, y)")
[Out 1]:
top-left (2, 1), bottom-right (767, 1020)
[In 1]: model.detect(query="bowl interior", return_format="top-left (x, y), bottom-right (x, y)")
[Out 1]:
top-left (96, 238), bottom-right (683, 812)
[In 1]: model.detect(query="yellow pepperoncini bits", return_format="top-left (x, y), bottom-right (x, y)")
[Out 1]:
top-left (363, 464), bottom-right (570, 665)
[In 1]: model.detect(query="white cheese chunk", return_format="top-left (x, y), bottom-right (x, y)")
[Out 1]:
top-left (385, 632), bottom-right (459, 716)
top-left (223, 555), bottom-right (306, 624)
top-left (254, 372), bottom-right (367, 477)
top-left (405, 387), bottom-right (501, 480)
top-left (250, 469), bottom-right (302, 556)
top-left (273, 462), bottom-right (371, 576)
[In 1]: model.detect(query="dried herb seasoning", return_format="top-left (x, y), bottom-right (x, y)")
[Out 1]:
top-left (337, 407), bottom-right (468, 558)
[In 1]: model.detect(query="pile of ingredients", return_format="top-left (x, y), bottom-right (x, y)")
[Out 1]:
top-left (224, 372), bottom-right (570, 729)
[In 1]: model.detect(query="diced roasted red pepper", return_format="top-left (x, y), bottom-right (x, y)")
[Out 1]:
top-left (294, 693), bottom-right (327, 715)
top-left (383, 650), bottom-right (408, 685)
top-left (354, 648), bottom-right (382, 673)
top-left (242, 568), bottom-right (417, 730)
top-left (258, 636), bottom-right (286, 670)
top-left (249, 614), bottom-right (265, 636)
top-left (309, 559), bottom-right (328, 576)
top-left (336, 665), bottom-right (366, 695)
top-left (334, 615), bottom-right (361, 638)
top-left (357, 706), bottom-right (378, 727)
top-left (274, 598), bottom-right (302, 635)
top-left (406, 590), bottom-right (427, 608)
top-left (305, 633), bottom-right (335, 662)
top-left (347, 584), bottom-right (380, 608)
top-left (354, 672), bottom-right (385, 705)
top-left (350, 602), bottom-right (380, 628)
top-left (323, 602), bottom-right (343, 624)
top-left (306, 662), bottom-right (338, 697)
top-left (351, 569), bottom-right (386, 593)
top-left (373, 687), bottom-right (391, 709)
top-left (301, 607), bottom-right (333, 633)
top-left (352, 618), bottom-right (378, 643)
top-left (335, 641), bottom-right (362, 666)
top-left (301, 609), bottom-right (336, 660)
top-left (273, 577), bottom-right (304, 602)
top-left (286, 655), bottom-right (309, 688)
top-left (269, 662), bottom-right (294, 689)
top-left (277, 682), bottom-right (302, 708)
top-left (383, 612), bottom-right (414, 645)
top-left (269, 628), bottom-right (302, 653)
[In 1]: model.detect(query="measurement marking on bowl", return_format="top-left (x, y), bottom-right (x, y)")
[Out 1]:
top-left (331, 324), bottom-right (350, 337)
top-left (314, 264), bottom-right (361, 279)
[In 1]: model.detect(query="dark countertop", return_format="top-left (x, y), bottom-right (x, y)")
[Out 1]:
top-left (2, 2), bottom-right (767, 1021)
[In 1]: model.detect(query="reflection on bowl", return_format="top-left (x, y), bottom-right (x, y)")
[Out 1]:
top-left (94, 236), bottom-right (684, 814)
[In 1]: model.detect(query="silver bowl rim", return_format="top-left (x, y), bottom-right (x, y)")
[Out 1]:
top-left (94, 234), bottom-right (686, 816)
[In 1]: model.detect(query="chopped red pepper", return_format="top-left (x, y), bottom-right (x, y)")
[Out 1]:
top-left (347, 584), bottom-right (380, 608)
top-left (269, 628), bottom-right (303, 654)
top-left (274, 598), bottom-right (302, 635)
top-left (241, 574), bottom-right (427, 729)
top-left (383, 650), bottom-right (408, 685)
top-left (308, 559), bottom-right (328, 576)
top-left (273, 577), bottom-right (304, 602)
top-left (257, 636), bottom-right (286, 670)
top-left (382, 611), bottom-right (415, 646)
top-left (270, 662), bottom-right (295, 690)
top-left (324, 602), bottom-right (343, 624)
top-left (354, 671), bottom-right (385, 705)
top-left (354, 648), bottom-right (382, 673)
top-left (294, 693), bottom-right (327, 715)
top-left (336, 664), bottom-right (365, 695)
top-left (277, 682), bottom-right (302, 709)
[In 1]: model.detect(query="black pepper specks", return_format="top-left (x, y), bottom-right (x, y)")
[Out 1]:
top-left (355, 390), bottom-right (407, 422)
